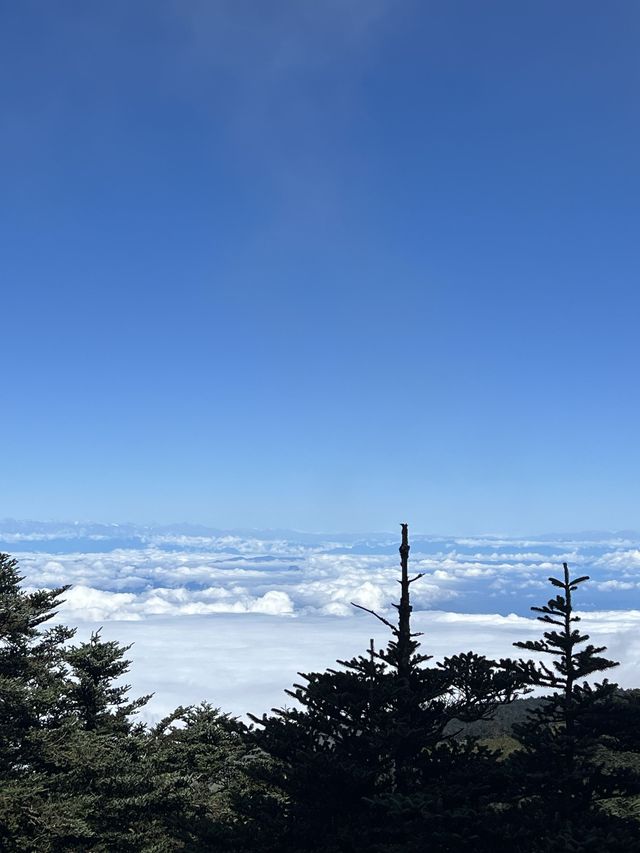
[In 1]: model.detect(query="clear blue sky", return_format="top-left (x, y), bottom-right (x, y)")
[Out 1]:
top-left (2, 1), bottom-right (639, 533)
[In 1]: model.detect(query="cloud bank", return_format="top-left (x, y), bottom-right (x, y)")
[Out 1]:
top-left (2, 521), bottom-right (640, 718)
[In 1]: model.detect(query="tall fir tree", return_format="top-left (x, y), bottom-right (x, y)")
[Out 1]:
top-left (503, 562), bottom-right (638, 851)
top-left (0, 554), bottom-right (200, 850)
top-left (246, 524), bottom-right (525, 852)
top-left (65, 629), bottom-right (151, 733)
top-left (58, 630), bottom-right (192, 851)
top-left (0, 552), bottom-right (79, 849)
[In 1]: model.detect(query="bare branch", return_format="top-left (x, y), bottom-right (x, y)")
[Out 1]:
top-left (350, 602), bottom-right (396, 632)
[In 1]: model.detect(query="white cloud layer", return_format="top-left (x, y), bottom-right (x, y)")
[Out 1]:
top-left (67, 609), bottom-right (640, 722)
top-left (3, 522), bottom-right (640, 719)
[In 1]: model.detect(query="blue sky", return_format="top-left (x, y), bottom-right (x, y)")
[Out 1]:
top-left (2, 1), bottom-right (639, 533)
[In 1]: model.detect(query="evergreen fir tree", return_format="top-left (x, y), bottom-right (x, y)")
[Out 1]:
top-left (0, 552), bottom-right (80, 849)
top-left (150, 702), bottom-right (258, 850)
top-left (0, 552), bottom-right (257, 851)
top-left (65, 629), bottom-right (151, 733)
top-left (503, 562), bottom-right (638, 851)
top-left (246, 525), bottom-right (524, 852)
top-left (0, 554), bottom-right (195, 850)
top-left (58, 631), bottom-right (190, 851)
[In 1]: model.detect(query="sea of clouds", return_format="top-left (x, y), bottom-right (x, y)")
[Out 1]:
top-left (3, 520), bottom-right (640, 720)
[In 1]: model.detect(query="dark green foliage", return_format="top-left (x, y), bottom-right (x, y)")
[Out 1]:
top-left (0, 558), bottom-right (176, 851)
top-left (0, 552), bottom-right (253, 851)
top-left (0, 553), bottom-right (74, 760)
top-left (0, 553), bottom-right (78, 849)
top-left (51, 633), bottom-right (190, 852)
top-left (65, 629), bottom-right (151, 733)
top-left (149, 702), bottom-right (259, 849)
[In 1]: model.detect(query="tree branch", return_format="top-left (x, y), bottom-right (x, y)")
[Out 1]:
top-left (350, 602), bottom-right (396, 632)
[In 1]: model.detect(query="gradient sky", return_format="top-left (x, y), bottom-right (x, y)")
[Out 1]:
top-left (2, 1), bottom-right (639, 533)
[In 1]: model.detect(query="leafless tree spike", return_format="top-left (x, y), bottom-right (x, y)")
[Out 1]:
top-left (397, 522), bottom-right (412, 680)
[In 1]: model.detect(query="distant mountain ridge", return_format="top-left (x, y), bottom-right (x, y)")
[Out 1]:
top-left (1, 518), bottom-right (638, 544)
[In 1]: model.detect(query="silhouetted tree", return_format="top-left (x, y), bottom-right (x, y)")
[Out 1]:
top-left (246, 524), bottom-right (524, 852)
top-left (502, 562), bottom-right (638, 851)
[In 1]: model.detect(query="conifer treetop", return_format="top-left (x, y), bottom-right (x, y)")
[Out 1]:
top-left (514, 561), bottom-right (618, 692)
